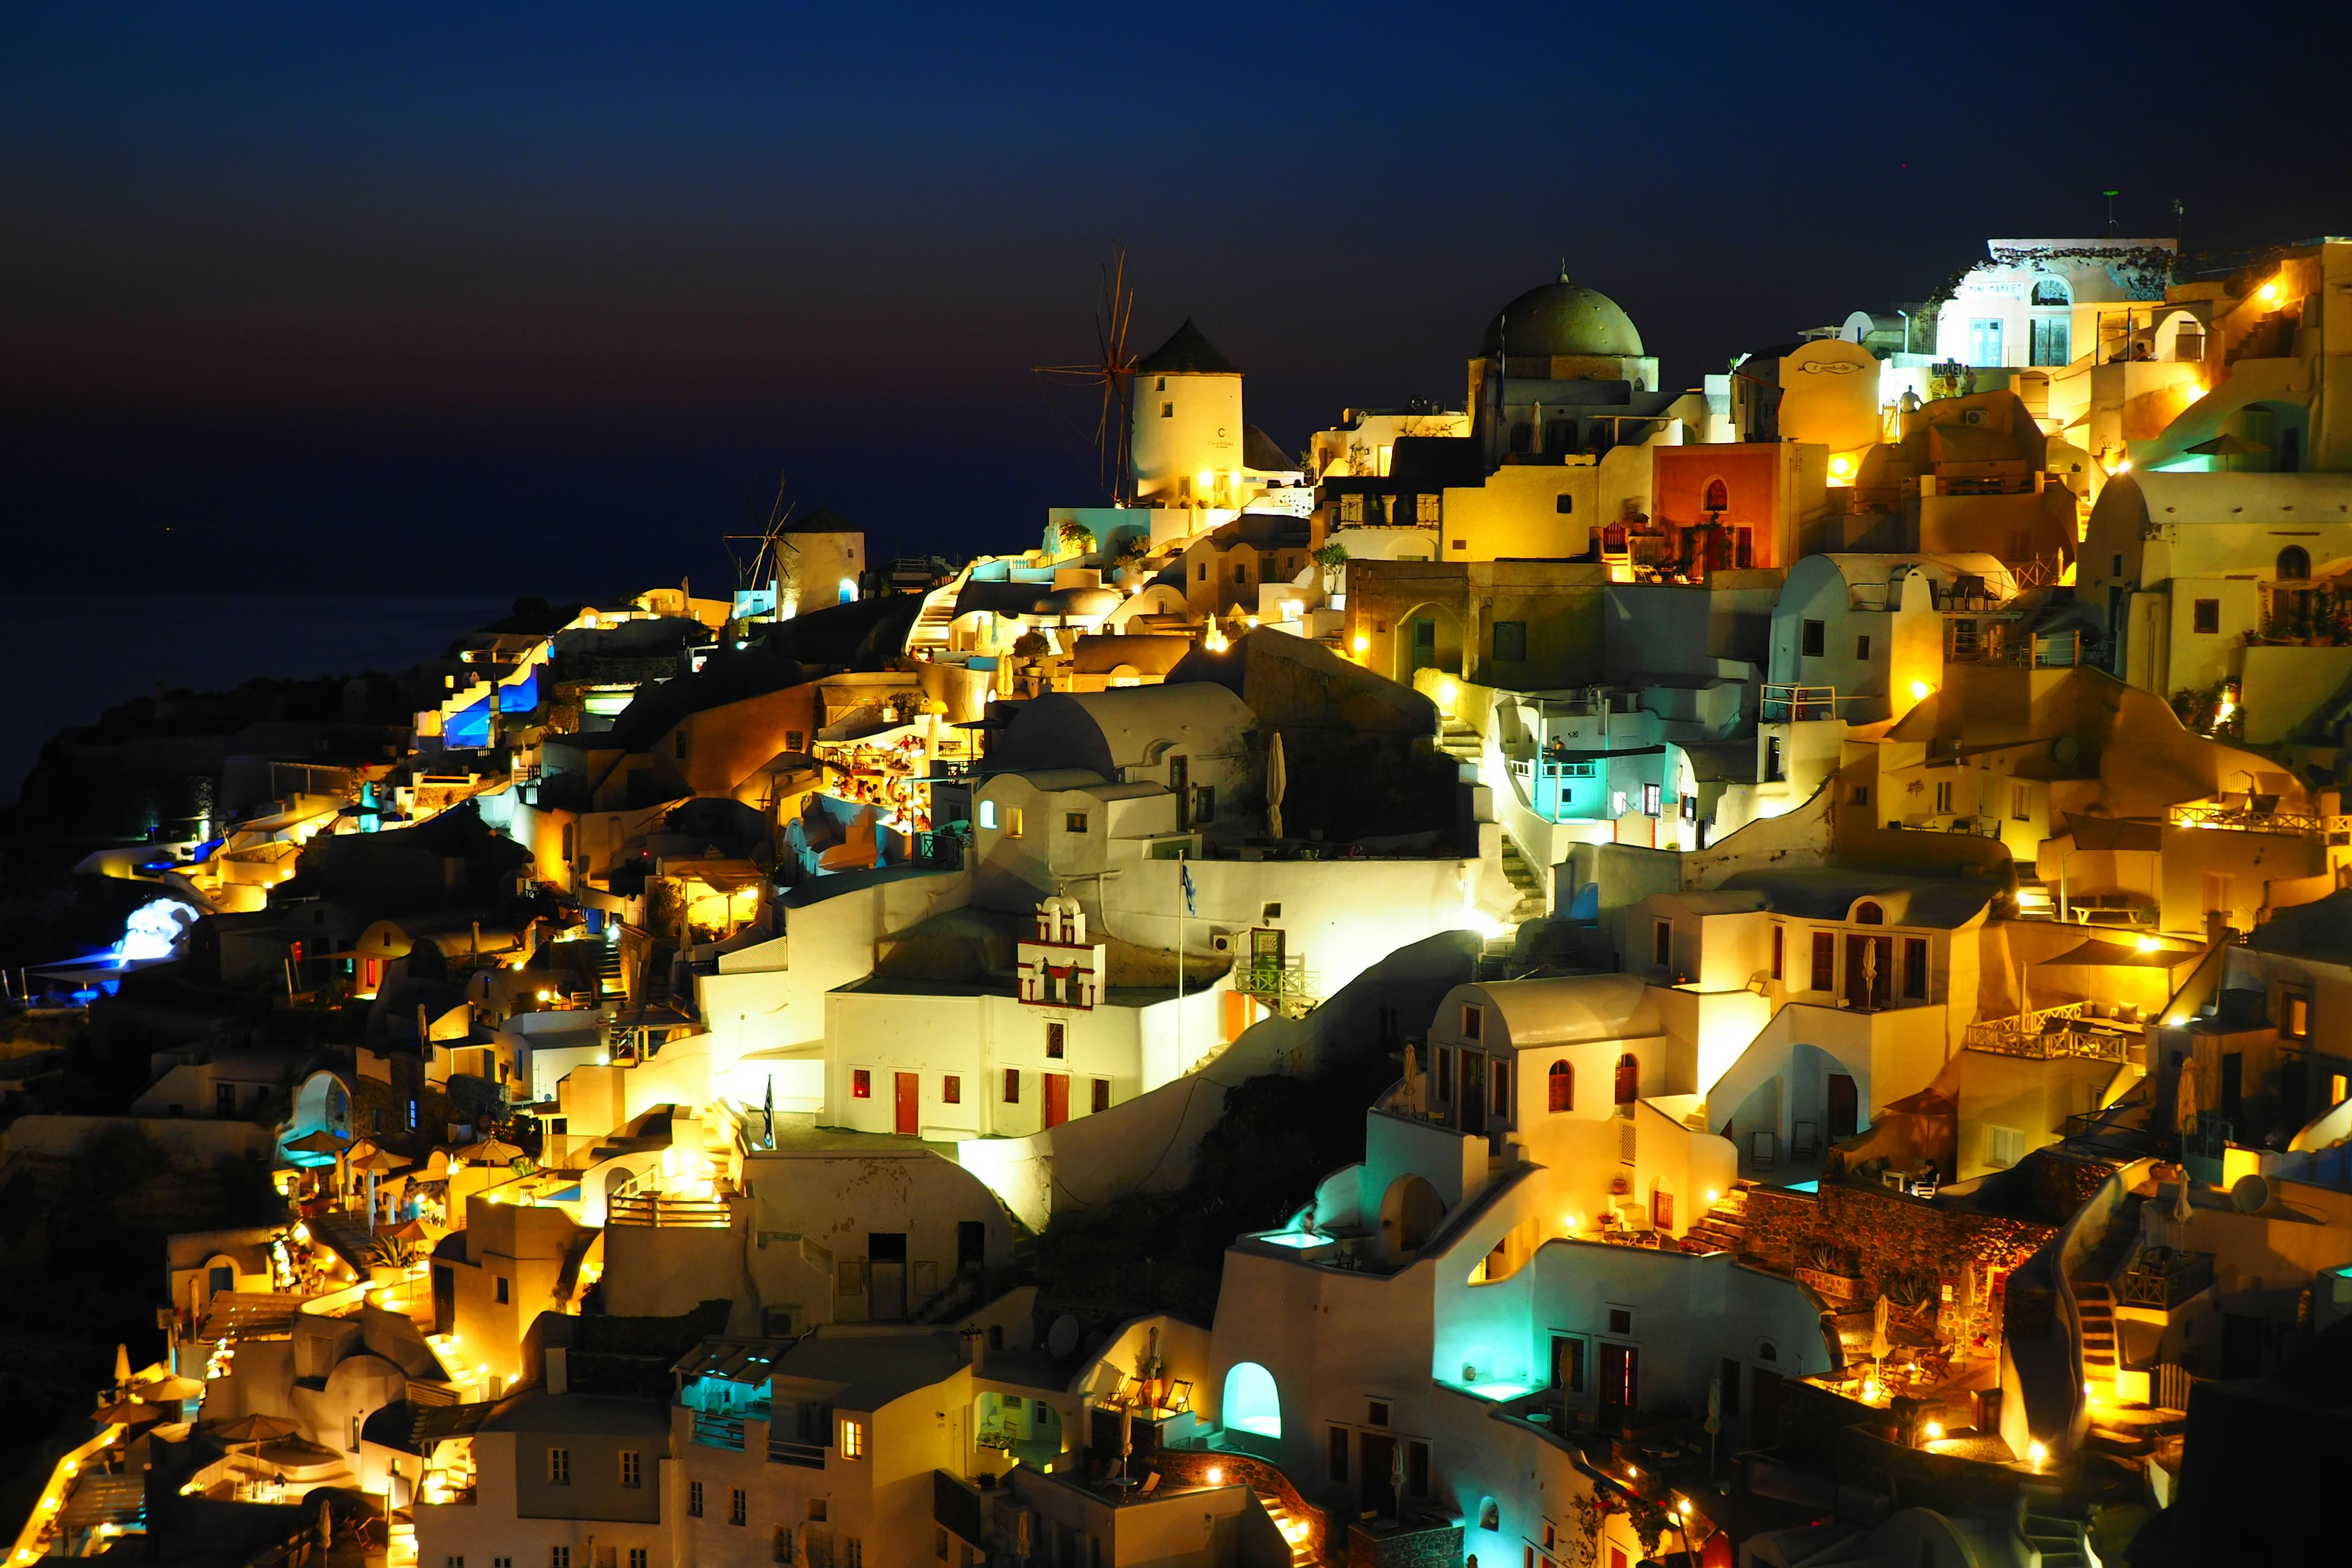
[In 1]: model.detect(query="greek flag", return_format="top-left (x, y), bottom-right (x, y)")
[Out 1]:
top-left (1180, 864), bottom-right (1197, 917)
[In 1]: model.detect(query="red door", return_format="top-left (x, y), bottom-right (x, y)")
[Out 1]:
top-left (1599, 1343), bottom-right (1639, 1429)
top-left (894, 1072), bottom-right (919, 1136)
top-left (1043, 1073), bottom-right (1070, 1129)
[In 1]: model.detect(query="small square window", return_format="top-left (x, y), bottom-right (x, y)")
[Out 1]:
top-left (1161, 401), bottom-right (1174, 418)
top-left (548, 1447), bottom-right (569, 1485)
top-left (1368, 1400), bottom-right (1391, 1427)
top-left (2193, 598), bottom-right (2221, 634)
top-left (978, 799), bottom-right (997, 830)
top-left (1554, 494), bottom-right (1574, 514)
top-left (1607, 1306), bottom-right (1634, 1336)
top-left (620, 1450), bottom-right (641, 1487)
top-left (942, 1074), bottom-right (961, 1104)
top-left (851, 1069), bottom-right (872, 1099)
top-left (1461, 1003), bottom-right (1482, 1041)
top-left (1492, 620), bottom-right (1528, 662)
top-left (551, 1550), bottom-right (569, 1568)
top-left (809, 1500), bottom-right (828, 1522)
top-left (1005, 807), bottom-right (1025, 838)
top-left (1801, 619), bottom-right (1825, 657)
top-left (1450, 538), bottom-right (1468, 551)
top-left (1065, 811), bottom-right (1088, 834)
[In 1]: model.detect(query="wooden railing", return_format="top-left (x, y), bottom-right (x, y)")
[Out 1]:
top-left (1964, 1001), bottom-right (2136, 1061)
top-left (607, 1193), bottom-right (732, 1229)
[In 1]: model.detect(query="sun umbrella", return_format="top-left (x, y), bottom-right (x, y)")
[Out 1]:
top-left (114, 1343), bottom-right (132, 1387)
top-left (1870, 1295), bottom-right (1892, 1371)
top-left (2184, 432), bottom-right (2268, 473)
top-left (285, 1130), bottom-right (350, 1155)
top-left (213, 1411), bottom-right (302, 1477)
top-left (1265, 731), bottom-right (1287, 842)
top-left (351, 1149), bottom-right (407, 1173)
top-left (469, 1137), bottom-right (528, 1166)
top-left (382, 1218), bottom-right (429, 1243)
top-left (95, 1398), bottom-right (162, 1425)
top-left (135, 1376), bottom-right (204, 1403)
top-left (212, 1413), bottom-right (301, 1445)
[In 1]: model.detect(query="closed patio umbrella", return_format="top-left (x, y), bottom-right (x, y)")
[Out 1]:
top-left (1265, 731), bottom-right (1287, 842)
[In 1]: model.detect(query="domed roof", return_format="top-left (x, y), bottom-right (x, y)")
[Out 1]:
top-left (1478, 271), bottom-right (1643, 359)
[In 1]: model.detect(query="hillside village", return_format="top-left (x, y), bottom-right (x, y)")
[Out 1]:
top-left (7, 236), bottom-right (2352, 1568)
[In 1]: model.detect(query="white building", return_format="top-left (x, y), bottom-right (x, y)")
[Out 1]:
top-left (1932, 238), bottom-right (2177, 371)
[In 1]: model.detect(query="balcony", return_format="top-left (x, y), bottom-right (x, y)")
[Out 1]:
top-left (1962, 1003), bottom-right (2138, 1063)
top-left (2169, 801), bottom-right (2349, 842)
top-left (767, 1436), bottom-right (828, 1469)
top-left (2118, 1246), bottom-right (2214, 1310)
top-left (607, 1193), bottom-right (733, 1228)
top-left (1761, 684), bottom-right (1839, 723)
top-left (692, 1413), bottom-right (750, 1451)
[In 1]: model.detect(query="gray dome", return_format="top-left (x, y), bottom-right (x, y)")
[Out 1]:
top-left (1479, 274), bottom-right (1643, 358)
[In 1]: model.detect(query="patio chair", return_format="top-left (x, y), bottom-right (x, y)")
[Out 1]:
top-left (1166, 1379), bottom-right (1193, 1412)
top-left (1792, 1120), bottom-right (1819, 1161)
top-left (1749, 1130), bottom-right (1776, 1170)
top-left (1139, 1472), bottom-right (1161, 1497)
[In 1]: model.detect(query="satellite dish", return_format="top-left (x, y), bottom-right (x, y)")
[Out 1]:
top-left (1046, 1314), bottom-right (1080, 1358)
top-left (2230, 1174), bottom-right (2272, 1214)
top-left (2052, 736), bottom-right (2079, 766)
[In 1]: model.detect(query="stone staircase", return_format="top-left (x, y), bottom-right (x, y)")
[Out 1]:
top-left (1251, 1488), bottom-right (1320, 1567)
top-left (904, 578), bottom-right (965, 656)
top-left (1436, 716), bottom-right (1482, 768)
top-left (594, 940), bottom-right (625, 1000)
top-left (2019, 1494), bottom-right (2092, 1568)
top-left (1683, 1183), bottom-right (1752, 1256)
top-left (1499, 838), bottom-right (1547, 923)
top-left (2075, 1281), bottom-right (2117, 1382)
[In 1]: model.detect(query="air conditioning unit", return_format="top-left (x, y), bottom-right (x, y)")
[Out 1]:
top-left (1210, 932), bottom-right (1237, 956)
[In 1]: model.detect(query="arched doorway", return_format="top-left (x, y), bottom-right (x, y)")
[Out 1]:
top-left (1378, 1174), bottom-right (1445, 1262)
top-left (1392, 603), bottom-right (1464, 684)
top-left (1221, 1362), bottom-right (1281, 1446)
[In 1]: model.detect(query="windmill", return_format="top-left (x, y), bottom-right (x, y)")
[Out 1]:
top-left (722, 469), bottom-right (799, 620)
top-left (1034, 248), bottom-right (1140, 505)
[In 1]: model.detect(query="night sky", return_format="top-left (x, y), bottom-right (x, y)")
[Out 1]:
top-left (6, 2), bottom-right (2349, 602)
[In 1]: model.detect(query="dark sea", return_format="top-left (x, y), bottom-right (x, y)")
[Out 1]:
top-left (0, 595), bottom-right (515, 805)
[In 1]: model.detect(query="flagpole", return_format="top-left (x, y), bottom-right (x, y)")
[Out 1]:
top-left (1175, 858), bottom-right (1185, 1071)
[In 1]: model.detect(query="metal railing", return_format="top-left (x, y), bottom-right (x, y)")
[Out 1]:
top-left (693, 1413), bottom-right (747, 1451)
top-left (1761, 684), bottom-right (1839, 723)
top-left (767, 1437), bottom-right (827, 1469)
top-left (1231, 957), bottom-right (1317, 1003)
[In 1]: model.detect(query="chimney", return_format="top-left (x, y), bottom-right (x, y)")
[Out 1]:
top-left (961, 1325), bottom-right (986, 1377)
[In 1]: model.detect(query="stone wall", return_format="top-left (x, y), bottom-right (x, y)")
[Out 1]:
top-left (1740, 1178), bottom-right (2056, 1325)
top-left (1346, 1519), bottom-right (1464, 1568)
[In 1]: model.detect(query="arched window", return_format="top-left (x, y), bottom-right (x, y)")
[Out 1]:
top-left (1758, 1339), bottom-right (1779, 1363)
top-left (1221, 1362), bottom-right (1281, 1439)
top-left (1613, 1052), bottom-right (1639, 1106)
top-left (2278, 545), bottom-right (2311, 581)
top-left (1855, 901), bottom-right (1885, 925)
top-left (1702, 478), bottom-right (1728, 512)
top-left (1548, 1060), bottom-right (1574, 1113)
top-left (2030, 277), bottom-right (2071, 306)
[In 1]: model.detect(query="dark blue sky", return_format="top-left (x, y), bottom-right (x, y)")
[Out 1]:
top-left (6, 2), bottom-right (2346, 600)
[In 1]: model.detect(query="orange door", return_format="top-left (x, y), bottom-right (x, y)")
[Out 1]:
top-left (894, 1072), bottom-right (919, 1136)
top-left (1042, 1073), bottom-right (1069, 1129)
